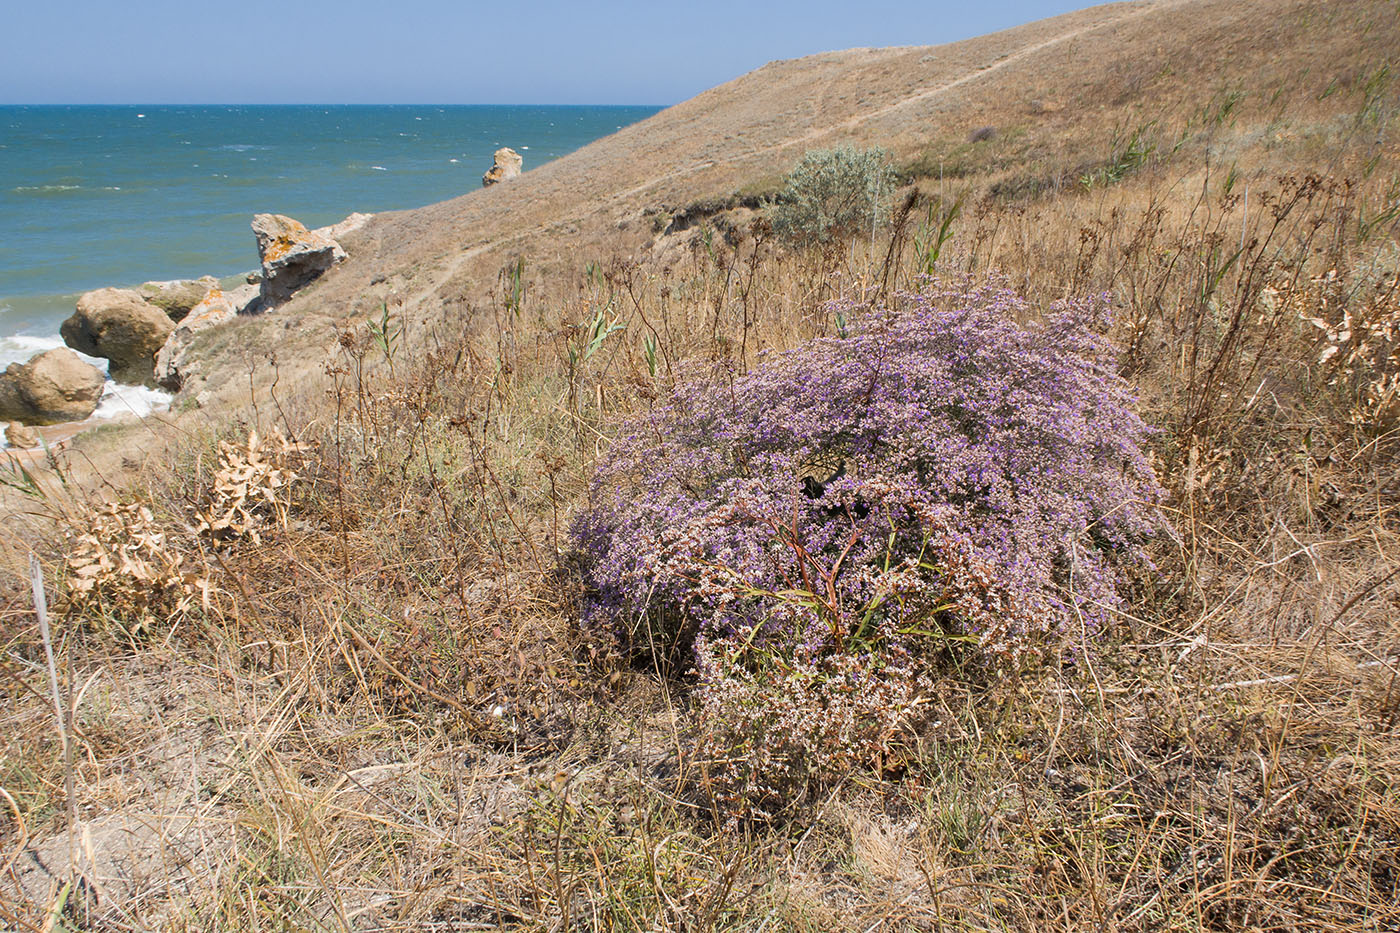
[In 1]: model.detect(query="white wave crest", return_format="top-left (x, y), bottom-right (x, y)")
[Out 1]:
top-left (0, 335), bottom-right (171, 446)
top-left (12, 184), bottom-right (81, 193)
top-left (92, 382), bottom-right (171, 421)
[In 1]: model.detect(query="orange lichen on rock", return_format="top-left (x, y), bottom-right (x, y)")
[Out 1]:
top-left (251, 213), bottom-right (347, 307)
top-left (262, 231), bottom-right (305, 264)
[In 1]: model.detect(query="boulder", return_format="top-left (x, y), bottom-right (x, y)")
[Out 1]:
top-left (252, 213), bottom-right (347, 307)
top-left (154, 284), bottom-right (260, 392)
top-left (481, 148), bottom-right (523, 187)
top-left (136, 276), bottom-right (221, 322)
top-left (314, 212), bottom-right (373, 241)
top-left (61, 288), bottom-right (174, 387)
top-left (0, 349), bottom-right (105, 425)
top-left (5, 422), bottom-right (39, 448)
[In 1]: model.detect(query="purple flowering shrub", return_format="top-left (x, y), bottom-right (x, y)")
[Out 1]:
top-left (572, 279), bottom-right (1167, 814)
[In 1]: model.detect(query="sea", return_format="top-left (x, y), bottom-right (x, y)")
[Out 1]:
top-left (0, 104), bottom-right (660, 426)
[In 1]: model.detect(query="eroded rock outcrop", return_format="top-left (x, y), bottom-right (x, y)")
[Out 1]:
top-left (154, 284), bottom-right (261, 392)
top-left (5, 421), bottom-right (39, 448)
top-left (252, 214), bottom-right (347, 307)
top-left (314, 212), bottom-right (373, 241)
top-left (137, 276), bottom-right (221, 322)
top-left (61, 288), bottom-right (175, 387)
top-left (482, 148), bottom-right (523, 187)
top-left (0, 349), bottom-right (106, 425)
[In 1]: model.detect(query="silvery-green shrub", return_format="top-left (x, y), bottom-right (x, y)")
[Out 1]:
top-left (771, 145), bottom-right (896, 246)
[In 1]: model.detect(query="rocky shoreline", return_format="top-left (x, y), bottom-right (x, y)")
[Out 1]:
top-left (0, 144), bottom-right (531, 451)
top-left (0, 211), bottom-right (371, 447)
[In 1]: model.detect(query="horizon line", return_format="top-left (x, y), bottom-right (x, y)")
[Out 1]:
top-left (0, 102), bottom-right (672, 108)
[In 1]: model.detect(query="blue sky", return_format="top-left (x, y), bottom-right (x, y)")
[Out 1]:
top-left (2, 1), bottom-right (1087, 104)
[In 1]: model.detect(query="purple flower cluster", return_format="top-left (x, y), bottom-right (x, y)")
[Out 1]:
top-left (572, 280), bottom-right (1167, 671)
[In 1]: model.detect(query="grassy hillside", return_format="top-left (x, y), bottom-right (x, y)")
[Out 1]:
top-left (2, 0), bottom-right (1398, 929)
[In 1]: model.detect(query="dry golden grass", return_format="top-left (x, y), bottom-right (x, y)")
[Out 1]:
top-left (1, 0), bottom-right (1398, 929)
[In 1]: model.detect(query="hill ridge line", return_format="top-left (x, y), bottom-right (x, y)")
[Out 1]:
top-left (383, 1), bottom-right (1189, 329)
top-left (596, 0), bottom-right (1181, 209)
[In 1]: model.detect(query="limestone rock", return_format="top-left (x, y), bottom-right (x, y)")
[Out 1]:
top-left (5, 422), bottom-right (39, 448)
top-left (62, 288), bottom-right (174, 387)
top-left (0, 349), bottom-right (105, 425)
top-left (154, 283), bottom-right (260, 392)
top-left (482, 148), bottom-right (523, 187)
top-left (252, 213), bottom-right (347, 307)
top-left (314, 212), bottom-right (373, 241)
top-left (136, 276), bottom-right (221, 322)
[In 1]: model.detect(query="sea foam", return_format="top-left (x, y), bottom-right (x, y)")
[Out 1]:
top-left (0, 334), bottom-right (171, 447)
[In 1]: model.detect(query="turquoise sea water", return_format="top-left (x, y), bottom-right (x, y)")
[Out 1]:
top-left (0, 104), bottom-right (659, 347)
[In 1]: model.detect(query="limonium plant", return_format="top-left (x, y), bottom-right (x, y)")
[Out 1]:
top-left (572, 278), bottom-right (1168, 815)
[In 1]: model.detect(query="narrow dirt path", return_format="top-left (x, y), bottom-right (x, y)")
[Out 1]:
top-left (395, 1), bottom-right (1185, 327)
top-left (594, 0), bottom-right (1179, 209)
